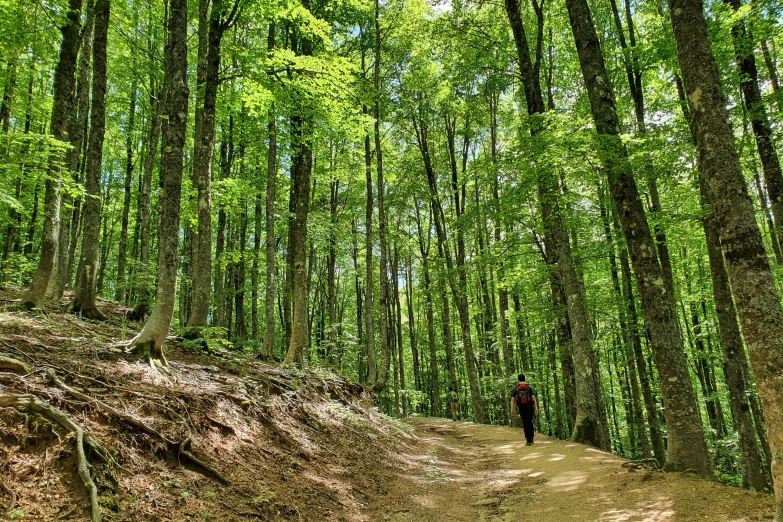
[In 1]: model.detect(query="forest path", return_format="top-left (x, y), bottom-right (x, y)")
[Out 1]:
top-left (366, 417), bottom-right (775, 522)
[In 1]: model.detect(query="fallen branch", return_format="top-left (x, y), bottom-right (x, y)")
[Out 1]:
top-left (0, 394), bottom-right (104, 522)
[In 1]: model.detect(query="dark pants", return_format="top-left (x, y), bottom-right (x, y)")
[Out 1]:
top-left (519, 406), bottom-right (535, 443)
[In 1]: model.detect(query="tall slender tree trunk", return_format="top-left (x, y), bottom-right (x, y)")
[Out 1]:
top-left (53, 0), bottom-right (93, 300)
top-left (392, 245), bottom-right (407, 416)
top-left (724, 0), bottom-right (783, 261)
top-left (599, 183), bottom-right (650, 457)
top-left (405, 252), bottom-right (421, 392)
top-left (116, 84), bottom-right (137, 303)
top-left (23, 0), bottom-right (83, 310)
top-left (415, 203), bottom-right (438, 416)
top-left (505, 0), bottom-right (606, 448)
top-left (260, 105), bottom-right (277, 354)
top-left (667, 0), bottom-right (783, 512)
top-left (760, 39), bottom-right (781, 112)
top-left (70, 0), bottom-right (109, 320)
top-left (489, 91), bottom-right (513, 376)
top-left (261, 22), bottom-right (277, 354)
top-left (128, 0), bottom-right (188, 365)
top-left (363, 119), bottom-right (377, 383)
top-left (700, 180), bottom-right (766, 490)
top-left (128, 90), bottom-right (160, 321)
top-left (189, 0), bottom-right (235, 327)
top-left (373, 0), bottom-right (391, 390)
top-left (564, 0), bottom-right (711, 475)
top-left (282, 10), bottom-right (314, 366)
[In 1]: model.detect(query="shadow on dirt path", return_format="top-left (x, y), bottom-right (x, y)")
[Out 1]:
top-left (366, 417), bottom-right (775, 522)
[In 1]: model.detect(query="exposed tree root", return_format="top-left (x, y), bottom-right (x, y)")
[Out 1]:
top-left (0, 356), bottom-right (29, 374)
top-left (129, 339), bottom-right (172, 375)
top-left (0, 394), bottom-right (106, 522)
top-left (47, 369), bottom-right (227, 484)
top-left (0, 478), bottom-right (16, 513)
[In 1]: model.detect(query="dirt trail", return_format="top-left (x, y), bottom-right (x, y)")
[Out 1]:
top-left (367, 417), bottom-right (775, 522)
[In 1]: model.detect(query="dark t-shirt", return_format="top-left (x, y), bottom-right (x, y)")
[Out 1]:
top-left (510, 382), bottom-right (537, 409)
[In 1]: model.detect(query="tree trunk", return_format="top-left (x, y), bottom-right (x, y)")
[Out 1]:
top-left (128, 91), bottom-right (160, 321)
top-left (599, 183), bottom-right (650, 457)
top-left (406, 252), bottom-right (421, 392)
top-left (373, 1), bottom-right (391, 390)
top-left (415, 203), bottom-right (439, 417)
top-left (281, 15), bottom-right (314, 366)
top-left (363, 97), bottom-right (377, 383)
top-left (53, 0), bottom-right (94, 300)
top-left (760, 39), bottom-right (781, 112)
top-left (70, 0), bottom-right (110, 321)
top-left (724, 0), bottom-right (783, 262)
top-left (327, 178), bottom-right (338, 365)
top-left (22, 0), bottom-right (83, 310)
top-left (700, 180), bottom-right (766, 490)
top-left (505, 0), bottom-right (605, 447)
top-left (128, 0), bottom-right (188, 365)
top-left (489, 91), bottom-right (513, 375)
top-left (667, 0), bottom-right (783, 511)
top-left (565, 0), bottom-right (711, 475)
top-left (189, 0), bottom-right (233, 327)
top-left (261, 46), bottom-right (277, 358)
top-left (116, 84), bottom-right (136, 304)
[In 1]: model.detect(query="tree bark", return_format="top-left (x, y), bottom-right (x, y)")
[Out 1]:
top-left (116, 84), bottom-right (136, 304)
top-left (327, 176), bottom-right (339, 365)
top-left (70, 0), bottom-right (109, 320)
top-left (405, 251), bottom-right (421, 392)
top-left (281, 12), bottom-right (314, 366)
top-left (52, 0), bottom-right (94, 301)
top-left (128, 91), bottom-right (160, 321)
top-left (128, 0), bottom-right (188, 365)
top-left (261, 59), bottom-right (277, 358)
top-left (667, 0), bottom-right (783, 511)
top-left (415, 201), bottom-right (439, 417)
top-left (565, 0), bottom-right (711, 475)
top-left (505, 0), bottom-right (606, 448)
top-left (23, 0), bottom-right (83, 310)
top-left (700, 180), bottom-right (766, 490)
top-left (363, 100), bottom-right (377, 383)
top-left (373, 0), bottom-right (392, 391)
top-left (189, 0), bottom-right (235, 327)
top-left (723, 0), bottom-right (783, 262)
top-left (599, 183), bottom-right (650, 457)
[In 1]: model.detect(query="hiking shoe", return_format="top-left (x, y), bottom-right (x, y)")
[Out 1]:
top-left (526, 442), bottom-right (533, 446)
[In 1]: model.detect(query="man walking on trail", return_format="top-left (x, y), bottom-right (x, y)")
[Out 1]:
top-left (446, 387), bottom-right (460, 421)
top-left (510, 374), bottom-right (539, 445)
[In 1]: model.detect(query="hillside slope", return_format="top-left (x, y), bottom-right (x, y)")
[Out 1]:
top-left (0, 288), bottom-right (414, 521)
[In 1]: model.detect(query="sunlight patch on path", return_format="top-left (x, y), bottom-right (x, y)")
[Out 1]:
top-left (546, 470), bottom-right (588, 492)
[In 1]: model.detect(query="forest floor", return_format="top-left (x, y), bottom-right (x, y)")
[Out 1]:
top-left (0, 286), bottom-right (777, 521)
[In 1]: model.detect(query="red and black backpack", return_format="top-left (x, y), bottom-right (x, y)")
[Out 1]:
top-left (516, 382), bottom-right (532, 408)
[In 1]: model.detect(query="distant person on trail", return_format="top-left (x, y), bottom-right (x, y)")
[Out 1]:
top-left (446, 387), bottom-right (460, 421)
top-left (510, 374), bottom-right (539, 445)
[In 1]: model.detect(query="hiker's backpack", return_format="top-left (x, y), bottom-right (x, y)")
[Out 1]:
top-left (448, 391), bottom-right (458, 403)
top-left (516, 383), bottom-right (532, 408)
